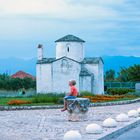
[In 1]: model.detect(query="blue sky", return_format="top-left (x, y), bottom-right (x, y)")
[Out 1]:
top-left (0, 0), bottom-right (140, 59)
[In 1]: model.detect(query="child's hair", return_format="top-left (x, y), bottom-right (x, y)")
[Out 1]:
top-left (69, 80), bottom-right (76, 85)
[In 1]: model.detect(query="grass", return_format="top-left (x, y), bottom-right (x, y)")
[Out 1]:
top-left (0, 94), bottom-right (64, 106)
top-left (0, 92), bottom-right (139, 106)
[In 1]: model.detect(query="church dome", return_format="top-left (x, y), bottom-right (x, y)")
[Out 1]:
top-left (55, 35), bottom-right (85, 43)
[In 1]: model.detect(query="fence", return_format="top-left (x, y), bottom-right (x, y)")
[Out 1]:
top-left (0, 89), bottom-right (36, 97)
top-left (105, 82), bottom-right (139, 89)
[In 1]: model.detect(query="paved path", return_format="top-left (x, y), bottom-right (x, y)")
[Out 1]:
top-left (0, 103), bottom-right (140, 140)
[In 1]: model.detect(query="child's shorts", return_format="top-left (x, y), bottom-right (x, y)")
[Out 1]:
top-left (64, 96), bottom-right (76, 100)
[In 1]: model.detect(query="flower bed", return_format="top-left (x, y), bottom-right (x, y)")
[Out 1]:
top-left (83, 95), bottom-right (136, 103)
top-left (8, 100), bottom-right (32, 105)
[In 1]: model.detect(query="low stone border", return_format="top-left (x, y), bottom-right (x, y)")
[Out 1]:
top-left (90, 98), bottom-right (140, 107)
top-left (0, 105), bottom-right (63, 111)
top-left (98, 118), bottom-right (140, 140)
top-left (0, 98), bottom-right (140, 111)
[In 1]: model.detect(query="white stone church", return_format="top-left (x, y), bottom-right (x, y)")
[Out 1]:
top-left (36, 35), bottom-right (104, 94)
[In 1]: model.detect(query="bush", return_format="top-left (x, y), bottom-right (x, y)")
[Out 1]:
top-left (79, 91), bottom-right (94, 97)
top-left (32, 94), bottom-right (65, 104)
top-left (107, 88), bottom-right (135, 95)
top-left (127, 92), bottom-right (140, 97)
top-left (8, 100), bottom-right (32, 105)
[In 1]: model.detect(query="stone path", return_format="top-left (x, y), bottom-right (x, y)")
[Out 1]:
top-left (0, 103), bottom-right (140, 140)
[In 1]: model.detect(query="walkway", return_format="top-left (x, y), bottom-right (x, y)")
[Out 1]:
top-left (0, 103), bottom-right (140, 140)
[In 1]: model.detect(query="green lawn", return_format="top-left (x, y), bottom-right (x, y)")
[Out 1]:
top-left (0, 96), bottom-right (63, 106)
top-left (0, 94), bottom-right (139, 106)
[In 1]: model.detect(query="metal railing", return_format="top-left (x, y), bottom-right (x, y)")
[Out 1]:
top-left (104, 82), bottom-right (139, 89)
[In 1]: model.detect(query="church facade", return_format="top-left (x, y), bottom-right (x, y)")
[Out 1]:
top-left (36, 35), bottom-right (104, 94)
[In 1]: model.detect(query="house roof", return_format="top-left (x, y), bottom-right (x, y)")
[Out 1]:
top-left (55, 35), bottom-right (85, 43)
top-left (11, 71), bottom-right (35, 80)
top-left (37, 57), bottom-right (103, 64)
top-left (79, 67), bottom-right (93, 76)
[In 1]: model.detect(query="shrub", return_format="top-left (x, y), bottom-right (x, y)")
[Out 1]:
top-left (127, 92), bottom-right (140, 97)
top-left (8, 100), bottom-right (32, 105)
top-left (32, 94), bottom-right (65, 104)
top-left (79, 91), bottom-right (94, 97)
top-left (107, 88), bottom-right (134, 95)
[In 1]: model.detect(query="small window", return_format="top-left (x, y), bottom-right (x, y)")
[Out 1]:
top-left (66, 43), bottom-right (70, 52)
top-left (67, 47), bottom-right (69, 52)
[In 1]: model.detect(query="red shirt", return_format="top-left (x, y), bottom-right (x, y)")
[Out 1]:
top-left (70, 86), bottom-right (78, 97)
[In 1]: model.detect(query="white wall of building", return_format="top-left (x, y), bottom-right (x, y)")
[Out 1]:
top-left (98, 60), bottom-right (104, 94)
top-left (85, 62), bottom-right (104, 94)
top-left (36, 63), bottom-right (52, 93)
top-left (36, 58), bottom-right (81, 94)
top-left (79, 76), bottom-right (91, 92)
top-left (52, 58), bottom-right (81, 93)
top-left (56, 42), bottom-right (84, 62)
top-left (36, 60), bottom-right (104, 94)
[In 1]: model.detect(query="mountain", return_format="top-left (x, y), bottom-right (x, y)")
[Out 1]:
top-left (0, 56), bottom-right (139, 75)
top-left (103, 56), bottom-right (140, 73)
top-left (0, 57), bottom-right (36, 76)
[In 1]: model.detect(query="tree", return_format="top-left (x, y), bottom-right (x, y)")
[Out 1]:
top-left (105, 69), bottom-right (115, 81)
top-left (117, 67), bottom-right (129, 82)
top-left (117, 64), bottom-right (140, 82)
top-left (127, 64), bottom-right (140, 82)
top-left (0, 73), bottom-right (36, 90)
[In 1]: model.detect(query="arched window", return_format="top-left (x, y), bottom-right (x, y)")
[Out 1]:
top-left (66, 43), bottom-right (70, 53)
top-left (67, 47), bottom-right (69, 52)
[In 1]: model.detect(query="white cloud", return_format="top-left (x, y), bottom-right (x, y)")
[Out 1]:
top-left (0, 0), bottom-right (139, 58)
top-left (0, 0), bottom-right (118, 19)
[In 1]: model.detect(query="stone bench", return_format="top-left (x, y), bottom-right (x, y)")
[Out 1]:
top-left (67, 98), bottom-right (90, 121)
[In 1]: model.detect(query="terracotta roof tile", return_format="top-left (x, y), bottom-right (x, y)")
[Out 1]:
top-left (11, 71), bottom-right (35, 80)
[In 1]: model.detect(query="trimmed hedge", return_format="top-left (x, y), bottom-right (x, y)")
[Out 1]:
top-left (107, 88), bottom-right (135, 95)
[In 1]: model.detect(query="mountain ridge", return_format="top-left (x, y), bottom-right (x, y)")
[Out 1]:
top-left (0, 56), bottom-right (139, 75)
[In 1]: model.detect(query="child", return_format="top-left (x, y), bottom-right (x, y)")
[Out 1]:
top-left (61, 80), bottom-right (78, 112)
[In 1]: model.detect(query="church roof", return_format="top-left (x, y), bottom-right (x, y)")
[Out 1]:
top-left (55, 35), bottom-right (85, 43)
top-left (79, 67), bottom-right (93, 76)
top-left (37, 57), bottom-right (103, 64)
top-left (82, 57), bottom-right (103, 64)
top-left (37, 58), bottom-right (56, 64)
